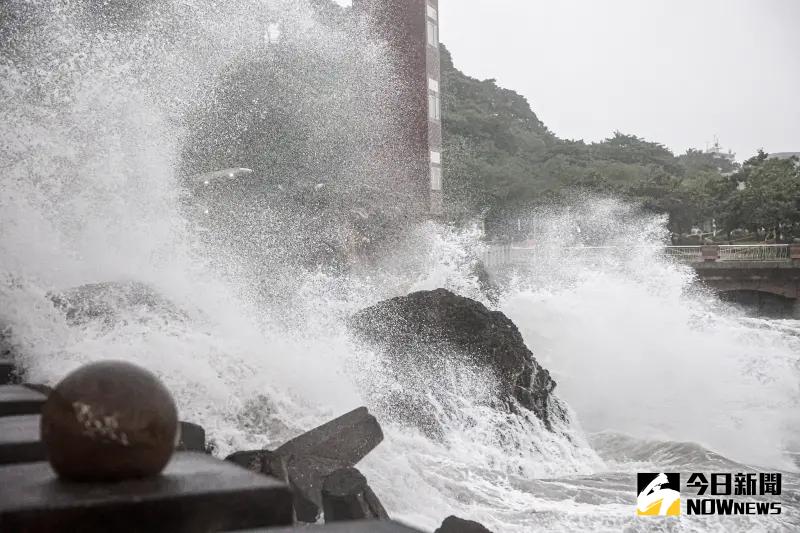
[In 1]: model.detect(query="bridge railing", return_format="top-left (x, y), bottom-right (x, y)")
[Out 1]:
top-left (482, 244), bottom-right (799, 267)
top-left (717, 245), bottom-right (791, 262)
top-left (663, 246), bottom-right (704, 262)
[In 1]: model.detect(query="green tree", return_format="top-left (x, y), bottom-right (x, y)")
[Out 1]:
top-left (731, 151), bottom-right (800, 241)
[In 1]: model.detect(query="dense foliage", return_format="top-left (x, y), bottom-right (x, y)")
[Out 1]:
top-left (440, 46), bottom-right (799, 242)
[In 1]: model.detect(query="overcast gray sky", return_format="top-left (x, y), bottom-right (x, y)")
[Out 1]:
top-left (437, 0), bottom-right (800, 160)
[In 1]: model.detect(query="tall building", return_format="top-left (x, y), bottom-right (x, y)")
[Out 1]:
top-left (353, 0), bottom-right (443, 216)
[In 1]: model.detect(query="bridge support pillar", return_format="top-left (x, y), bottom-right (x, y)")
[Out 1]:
top-left (701, 245), bottom-right (719, 262)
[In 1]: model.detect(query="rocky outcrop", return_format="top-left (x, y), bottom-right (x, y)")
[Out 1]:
top-left (435, 516), bottom-right (494, 533)
top-left (349, 289), bottom-right (557, 430)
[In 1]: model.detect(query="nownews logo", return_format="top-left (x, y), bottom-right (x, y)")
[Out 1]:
top-left (636, 472), bottom-right (782, 517)
top-left (637, 473), bottom-right (680, 516)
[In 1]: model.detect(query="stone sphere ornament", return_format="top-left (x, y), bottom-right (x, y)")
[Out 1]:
top-left (41, 360), bottom-right (179, 482)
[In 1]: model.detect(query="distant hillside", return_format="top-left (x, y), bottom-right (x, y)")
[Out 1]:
top-left (769, 152), bottom-right (800, 160)
top-left (439, 45), bottom-right (741, 235)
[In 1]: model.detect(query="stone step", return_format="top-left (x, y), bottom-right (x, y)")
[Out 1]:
top-left (0, 360), bottom-right (15, 385)
top-left (0, 385), bottom-right (47, 417)
top-left (0, 414), bottom-right (45, 465)
top-left (0, 452), bottom-right (294, 533)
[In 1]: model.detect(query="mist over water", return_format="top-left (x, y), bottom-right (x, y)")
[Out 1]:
top-left (1, 2), bottom-right (798, 532)
top-left (498, 199), bottom-right (800, 469)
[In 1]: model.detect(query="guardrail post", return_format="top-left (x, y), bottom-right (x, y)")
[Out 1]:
top-left (701, 245), bottom-right (719, 262)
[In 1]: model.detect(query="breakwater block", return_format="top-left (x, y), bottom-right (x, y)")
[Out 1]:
top-left (0, 415), bottom-right (45, 465)
top-left (260, 521), bottom-right (424, 532)
top-left (227, 407), bottom-right (384, 523)
top-left (276, 407), bottom-right (383, 464)
top-left (0, 452), bottom-right (293, 532)
top-left (0, 360), bottom-right (15, 385)
top-left (286, 454), bottom-right (348, 522)
top-left (0, 385), bottom-right (46, 417)
top-left (322, 467), bottom-right (389, 522)
top-left (177, 421), bottom-right (206, 452)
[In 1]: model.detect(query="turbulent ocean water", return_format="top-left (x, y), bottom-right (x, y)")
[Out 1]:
top-left (1, 1), bottom-right (798, 531)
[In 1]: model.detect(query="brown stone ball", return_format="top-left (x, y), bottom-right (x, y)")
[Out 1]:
top-left (41, 360), bottom-right (178, 482)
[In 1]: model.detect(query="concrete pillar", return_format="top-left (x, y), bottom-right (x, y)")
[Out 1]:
top-left (701, 245), bottom-right (719, 262)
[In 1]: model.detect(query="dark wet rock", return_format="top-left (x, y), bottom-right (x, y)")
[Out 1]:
top-left (0, 358), bottom-right (15, 385)
top-left (48, 281), bottom-right (186, 327)
top-left (372, 391), bottom-right (443, 441)
top-left (41, 360), bottom-right (178, 482)
top-left (435, 516), bottom-right (494, 533)
top-left (349, 288), bottom-right (557, 430)
top-left (177, 421), bottom-right (206, 452)
top-left (226, 407), bottom-right (384, 523)
top-left (322, 467), bottom-right (389, 522)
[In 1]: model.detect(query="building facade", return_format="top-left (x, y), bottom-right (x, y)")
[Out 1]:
top-left (353, 0), bottom-right (443, 216)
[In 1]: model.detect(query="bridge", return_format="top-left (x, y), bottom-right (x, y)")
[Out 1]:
top-left (483, 244), bottom-right (800, 315)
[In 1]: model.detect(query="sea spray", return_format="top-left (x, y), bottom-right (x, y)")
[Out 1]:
top-left (2, 3), bottom-right (799, 532)
top-left (498, 199), bottom-right (800, 469)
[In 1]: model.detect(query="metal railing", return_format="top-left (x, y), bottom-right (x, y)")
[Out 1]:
top-left (483, 244), bottom-right (796, 267)
top-left (717, 245), bottom-right (790, 262)
top-left (662, 246), bottom-right (703, 262)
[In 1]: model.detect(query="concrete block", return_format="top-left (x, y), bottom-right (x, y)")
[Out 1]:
top-left (322, 467), bottom-right (389, 522)
top-left (0, 415), bottom-right (45, 465)
top-left (177, 421), bottom-right (206, 452)
top-left (0, 385), bottom-right (46, 417)
top-left (0, 452), bottom-right (293, 532)
top-left (227, 407), bottom-right (384, 523)
top-left (276, 407), bottom-right (383, 465)
top-left (0, 360), bottom-right (15, 385)
top-left (286, 454), bottom-right (348, 522)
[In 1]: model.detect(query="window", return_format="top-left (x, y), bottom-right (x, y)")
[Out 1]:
top-left (427, 4), bottom-right (438, 21)
top-left (428, 92), bottom-right (440, 121)
top-left (428, 78), bottom-right (440, 121)
top-left (265, 22), bottom-right (281, 44)
top-left (427, 4), bottom-right (439, 47)
top-left (430, 165), bottom-right (442, 191)
top-left (426, 19), bottom-right (438, 47)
